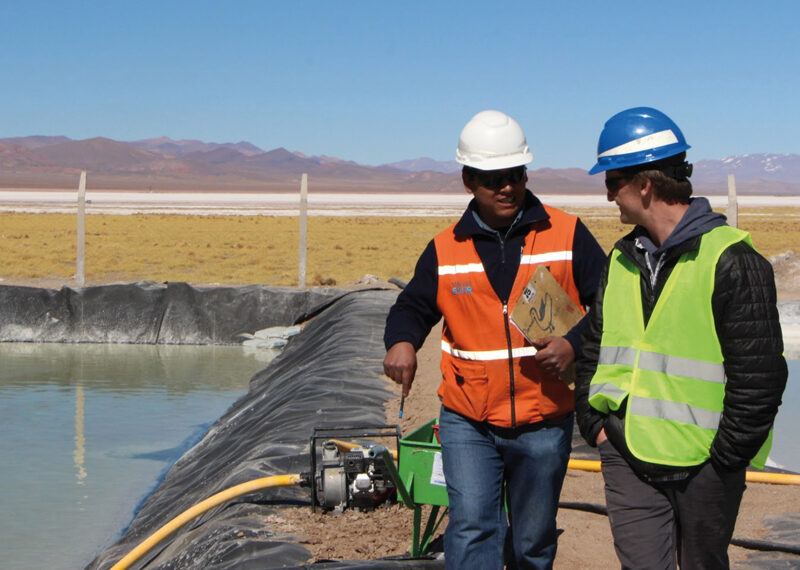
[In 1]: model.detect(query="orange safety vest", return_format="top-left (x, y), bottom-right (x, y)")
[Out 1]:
top-left (434, 206), bottom-right (582, 427)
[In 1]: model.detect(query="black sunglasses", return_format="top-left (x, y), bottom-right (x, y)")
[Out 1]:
top-left (604, 176), bottom-right (629, 193)
top-left (475, 166), bottom-right (527, 190)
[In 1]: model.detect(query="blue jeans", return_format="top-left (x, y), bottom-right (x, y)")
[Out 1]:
top-left (438, 406), bottom-right (573, 570)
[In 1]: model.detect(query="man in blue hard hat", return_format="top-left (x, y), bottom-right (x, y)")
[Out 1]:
top-left (575, 107), bottom-right (787, 568)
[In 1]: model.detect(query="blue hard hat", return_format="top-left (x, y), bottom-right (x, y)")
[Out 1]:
top-left (588, 107), bottom-right (690, 175)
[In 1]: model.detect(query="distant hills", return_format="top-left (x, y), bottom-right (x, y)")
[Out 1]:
top-left (1, 135), bottom-right (798, 195)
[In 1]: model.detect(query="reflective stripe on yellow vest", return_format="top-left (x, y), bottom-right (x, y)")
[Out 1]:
top-left (589, 225), bottom-right (772, 468)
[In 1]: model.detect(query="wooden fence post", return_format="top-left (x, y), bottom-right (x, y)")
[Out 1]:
top-left (298, 173), bottom-right (308, 288)
top-left (727, 173), bottom-right (738, 228)
top-left (77, 171), bottom-right (86, 286)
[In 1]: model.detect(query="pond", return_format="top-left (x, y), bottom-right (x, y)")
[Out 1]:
top-left (0, 343), bottom-right (268, 570)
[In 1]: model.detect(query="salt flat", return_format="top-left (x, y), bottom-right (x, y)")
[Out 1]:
top-left (2, 189), bottom-right (799, 216)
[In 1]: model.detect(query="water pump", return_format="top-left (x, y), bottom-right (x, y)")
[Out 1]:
top-left (310, 425), bottom-right (401, 513)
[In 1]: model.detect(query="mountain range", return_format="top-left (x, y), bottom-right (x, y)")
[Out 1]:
top-left (1, 135), bottom-right (799, 195)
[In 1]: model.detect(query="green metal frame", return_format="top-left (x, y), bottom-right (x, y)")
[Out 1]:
top-left (411, 503), bottom-right (448, 556)
top-left (378, 445), bottom-right (449, 557)
top-left (381, 419), bottom-right (455, 556)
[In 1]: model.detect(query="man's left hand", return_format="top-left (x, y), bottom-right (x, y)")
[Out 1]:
top-left (532, 336), bottom-right (575, 374)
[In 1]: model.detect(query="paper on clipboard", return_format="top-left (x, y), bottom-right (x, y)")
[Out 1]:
top-left (510, 265), bottom-right (583, 387)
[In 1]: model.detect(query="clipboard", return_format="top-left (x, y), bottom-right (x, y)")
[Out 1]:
top-left (510, 265), bottom-right (583, 387)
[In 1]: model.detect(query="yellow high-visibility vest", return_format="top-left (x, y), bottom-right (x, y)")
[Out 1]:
top-left (589, 225), bottom-right (771, 468)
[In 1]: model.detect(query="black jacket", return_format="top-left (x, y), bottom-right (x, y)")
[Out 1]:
top-left (575, 198), bottom-right (787, 478)
top-left (384, 191), bottom-right (606, 355)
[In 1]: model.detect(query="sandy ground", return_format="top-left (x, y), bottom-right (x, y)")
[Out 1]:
top-left (268, 317), bottom-right (800, 568)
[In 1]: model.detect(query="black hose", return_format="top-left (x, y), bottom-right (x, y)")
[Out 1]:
top-left (558, 501), bottom-right (800, 557)
top-left (729, 538), bottom-right (800, 556)
top-left (388, 277), bottom-right (407, 289)
top-left (558, 501), bottom-right (607, 515)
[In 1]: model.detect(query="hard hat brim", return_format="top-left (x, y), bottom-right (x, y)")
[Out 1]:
top-left (456, 149), bottom-right (533, 171)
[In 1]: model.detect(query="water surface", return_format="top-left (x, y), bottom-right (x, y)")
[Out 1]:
top-left (0, 343), bottom-right (266, 570)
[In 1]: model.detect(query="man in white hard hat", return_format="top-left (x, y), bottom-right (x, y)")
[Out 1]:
top-left (575, 107), bottom-right (787, 568)
top-left (384, 110), bottom-right (606, 569)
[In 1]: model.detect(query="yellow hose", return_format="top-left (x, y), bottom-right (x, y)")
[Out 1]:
top-left (568, 458), bottom-right (800, 485)
top-left (110, 473), bottom-right (304, 570)
top-left (568, 459), bottom-right (601, 472)
top-left (744, 470), bottom-right (800, 485)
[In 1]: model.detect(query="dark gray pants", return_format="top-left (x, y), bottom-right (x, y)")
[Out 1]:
top-left (599, 440), bottom-right (746, 569)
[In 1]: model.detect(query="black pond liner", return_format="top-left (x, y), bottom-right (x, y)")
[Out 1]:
top-left (0, 281), bottom-right (337, 344)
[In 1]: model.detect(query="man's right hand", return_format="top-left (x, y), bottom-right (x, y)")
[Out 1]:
top-left (383, 341), bottom-right (417, 397)
top-left (595, 428), bottom-right (608, 446)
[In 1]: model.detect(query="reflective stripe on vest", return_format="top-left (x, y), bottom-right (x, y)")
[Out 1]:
top-left (596, 346), bottom-right (727, 384)
top-left (589, 226), bottom-right (771, 468)
top-left (441, 339), bottom-right (538, 361)
top-left (521, 251), bottom-right (573, 265)
top-left (438, 262), bottom-right (484, 276)
top-left (438, 250), bottom-right (572, 277)
top-left (631, 397), bottom-right (722, 431)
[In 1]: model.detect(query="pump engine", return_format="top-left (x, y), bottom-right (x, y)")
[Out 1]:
top-left (310, 426), bottom-right (400, 513)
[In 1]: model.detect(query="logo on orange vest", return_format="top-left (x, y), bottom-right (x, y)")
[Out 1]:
top-left (451, 280), bottom-right (473, 295)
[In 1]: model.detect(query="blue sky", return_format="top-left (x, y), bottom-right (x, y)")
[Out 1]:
top-left (1, 1), bottom-right (798, 169)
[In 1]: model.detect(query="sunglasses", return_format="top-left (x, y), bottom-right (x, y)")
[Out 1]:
top-left (474, 166), bottom-right (527, 190)
top-left (604, 176), bottom-right (629, 193)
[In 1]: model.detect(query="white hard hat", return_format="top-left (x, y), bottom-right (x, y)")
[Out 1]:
top-left (456, 110), bottom-right (533, 171)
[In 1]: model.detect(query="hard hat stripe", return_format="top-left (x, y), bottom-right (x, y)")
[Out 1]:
top-left (598, 129), bottom-right (680, 159)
